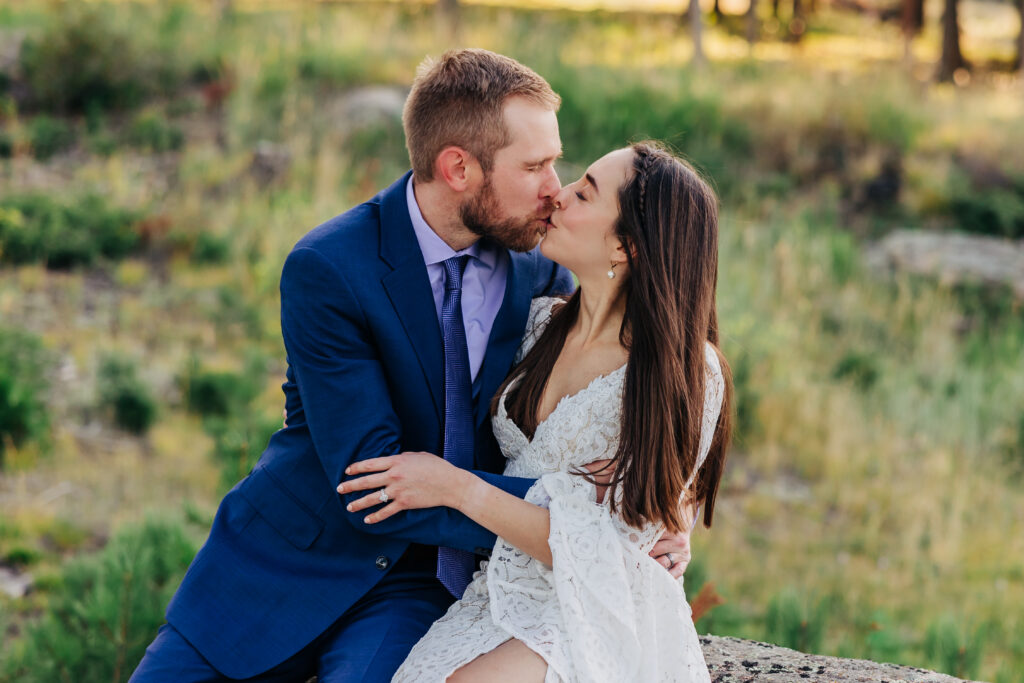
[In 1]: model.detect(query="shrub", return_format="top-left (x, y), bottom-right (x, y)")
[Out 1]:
top-left (924, 614), bottom-right (986, 679)
top-left (343, 117), bottom-right (409, 192)
top-left (27, 116), bottom-right (75, 160)
top-left (832, 350), bottom-right (880, 391)
top-left (191, 231), bottom-right (231, 265)
top-left (728, 350), bottom-right (761, 443)
top-left (181, 354), bottom-right (275, 489)
top-left (97, 355), bottom-right (157, 435)
top-left (206, 412), bottom-right (281, 491)
top-left (0, 194), bottom-right (141, 269)
top-left (0, 326), bottom-right (50, 466)
top-left (182, 357), bottom-right (263, 418)
top-left (0, 518), bottom-right (196, 683)
top-left (947, 168), bottom-right (1024, 239)
top-left (0, 130), bottom-right (13, 159)
top-left (127, 112), bottom-right (184, 153)
top-left (19, 4), bottom-right (149, 113)
top-left (763, 588), bottom-right (828, 654)
top-left (860, 610), bottom-right (909, 665)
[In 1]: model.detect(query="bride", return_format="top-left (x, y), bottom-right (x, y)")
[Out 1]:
top-left (338, 141), bottom-right (733, 683)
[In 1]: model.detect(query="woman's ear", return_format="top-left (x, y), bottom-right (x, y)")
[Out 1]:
top-left (610, 239), bottom-right (635, 266)
top-left (435, 147), bottom-right (482, 193)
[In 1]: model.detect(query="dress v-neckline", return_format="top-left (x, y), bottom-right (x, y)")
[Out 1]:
top-left (501, 363), bottom-right (627, 446)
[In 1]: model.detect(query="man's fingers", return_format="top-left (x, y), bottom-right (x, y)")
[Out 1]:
top-left (669, 562), bottom-right (687, 579)
top-left (337, 471), bottom-right (388, 494)
top-left (649, 539), bottom-right (677, 558)
top-left (658, 555), bottom-right (672, 569)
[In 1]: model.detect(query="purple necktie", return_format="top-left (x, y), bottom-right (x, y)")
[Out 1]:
top-left (437, 255), bottom-right (476, 597)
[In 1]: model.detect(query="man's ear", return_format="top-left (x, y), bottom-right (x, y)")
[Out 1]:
top-left (435, 146), bottom-right (482, 193)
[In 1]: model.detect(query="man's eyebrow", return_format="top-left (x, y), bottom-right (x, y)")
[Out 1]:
top-left (526, 150), bottom-right (563, 167)
top-left (585, 172), bottom-right (599, 194)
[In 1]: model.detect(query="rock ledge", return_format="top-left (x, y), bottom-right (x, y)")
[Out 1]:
top-left (702, 635), bottom-right (979, 682)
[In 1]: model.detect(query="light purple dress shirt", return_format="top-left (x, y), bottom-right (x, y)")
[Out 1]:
top-left (407, 177), bottom-right (509, 383)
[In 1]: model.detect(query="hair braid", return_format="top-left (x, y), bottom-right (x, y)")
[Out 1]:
top-left (636, 148), bottom-right (653, 224)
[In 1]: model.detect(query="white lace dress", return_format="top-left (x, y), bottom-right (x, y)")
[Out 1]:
top-left (393, 297), bottom-right (724, 683)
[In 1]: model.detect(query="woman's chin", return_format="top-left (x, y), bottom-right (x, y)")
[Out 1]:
top-left (538, 233), bottom-right (556, 260)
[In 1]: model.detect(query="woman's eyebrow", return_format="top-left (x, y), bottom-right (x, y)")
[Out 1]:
top-left (585, 173), bottom-right (599, 194)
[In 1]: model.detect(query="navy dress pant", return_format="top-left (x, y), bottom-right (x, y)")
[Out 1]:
top-left (129, 545), bottom-right (453, 683)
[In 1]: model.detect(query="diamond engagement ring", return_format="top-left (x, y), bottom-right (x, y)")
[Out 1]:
top-left (378, 489), bottom-right (390, 504)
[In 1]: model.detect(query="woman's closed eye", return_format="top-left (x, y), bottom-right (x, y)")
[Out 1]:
top-left (575, 190), bottom-right (586, 201)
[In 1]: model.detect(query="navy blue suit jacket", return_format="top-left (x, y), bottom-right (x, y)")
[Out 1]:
top-left (164, 172), bottom-right (575, 678)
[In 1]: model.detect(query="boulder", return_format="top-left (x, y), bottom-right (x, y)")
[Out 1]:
top-left (701, 635), bottom-right (978, 682)
top-left (865, 229), bottom-right (1024, 299)
top-left (328, 85), bottom-right (408, 132)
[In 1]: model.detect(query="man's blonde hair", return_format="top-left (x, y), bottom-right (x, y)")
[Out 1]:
top-left (402, 49), bottom-right (560, 182)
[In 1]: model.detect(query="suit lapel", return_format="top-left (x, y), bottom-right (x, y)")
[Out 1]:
top-left (474, 249), bottom-right (537, 431)
top-left (379, 172), bottom-right (444, 423)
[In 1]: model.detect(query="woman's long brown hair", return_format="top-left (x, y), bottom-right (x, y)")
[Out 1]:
top-left (491, 141), bottom-right (733, 534)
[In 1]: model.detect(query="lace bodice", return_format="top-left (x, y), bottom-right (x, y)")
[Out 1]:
top-left (493, 296), bottom-right (724, 551)
top-left (494, 298), bottom-right (625, 482)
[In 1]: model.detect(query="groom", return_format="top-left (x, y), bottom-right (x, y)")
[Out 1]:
top-left (131, 49), bottom-right (692, 682)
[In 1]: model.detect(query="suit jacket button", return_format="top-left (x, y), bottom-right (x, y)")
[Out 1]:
top-left (375, 555), bottom-right (390, 570)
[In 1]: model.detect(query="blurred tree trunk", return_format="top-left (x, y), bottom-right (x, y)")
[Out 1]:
top-left (1017, 0), bottom-right (1024, 71)
top-left (936, 0), bottom-right (968, 82)
top-left (789, 0), bottom-right (806, 41)
top-left (909, 0), bottom-right (925, 33)
top-left (713, 0), bottom-right (724, 22)
top-left (438, 0), bottom-right (460, 41)
top-left (900, 0), bottom-right (924, 64)
top-left (747, 0), bottom-right (760, 45)
top-left (772, 0), bottom-right (780, 19)
top-left (689, 0), bottom-right (706, 68)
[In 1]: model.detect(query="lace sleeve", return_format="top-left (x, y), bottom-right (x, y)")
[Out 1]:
top-left (514, 296), bottom-right (564, 365)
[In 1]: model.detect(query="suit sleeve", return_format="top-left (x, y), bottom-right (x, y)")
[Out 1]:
top-left (540, 260), bottom-right (576, 298)
top-left (280, 246), bottom-right (528, 553)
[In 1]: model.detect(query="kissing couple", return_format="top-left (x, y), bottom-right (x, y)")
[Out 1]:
top-left (131, 48), bottom-right (733, 683)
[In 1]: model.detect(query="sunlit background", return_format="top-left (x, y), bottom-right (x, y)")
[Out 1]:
top-left (0, 0), bottom-right (1022, 680)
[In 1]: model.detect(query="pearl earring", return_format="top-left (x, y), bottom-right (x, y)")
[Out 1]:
top-left (607, 263), bottom-right (617, 279)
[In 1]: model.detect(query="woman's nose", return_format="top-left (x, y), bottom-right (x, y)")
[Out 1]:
top-left (552, 185), bottom-right (571, 210)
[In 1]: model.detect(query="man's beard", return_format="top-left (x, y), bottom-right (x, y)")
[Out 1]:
top-left (460, 178), bottom-right (553, 253)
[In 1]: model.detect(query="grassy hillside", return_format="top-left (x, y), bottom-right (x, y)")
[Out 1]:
top-left (0, 1), bottom-right (1022, 680)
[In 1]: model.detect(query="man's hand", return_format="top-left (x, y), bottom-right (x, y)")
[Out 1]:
top-left (651, 499), bottom-right (697, 578)
top-left (585, 459), bottom-right (693, 578)
top-left (649, 528), bottom-right (691, 579)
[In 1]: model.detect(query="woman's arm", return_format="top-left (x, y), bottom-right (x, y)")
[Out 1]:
top-left (339, 452), bottom-right (695, 571)
top-left (453, 468), bottom-right (554, 565)
top-left (339, 452), bottom-right (555, 565)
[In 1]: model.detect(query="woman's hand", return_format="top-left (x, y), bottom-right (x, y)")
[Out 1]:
top-left (336, 452), bottom-right (469, 524)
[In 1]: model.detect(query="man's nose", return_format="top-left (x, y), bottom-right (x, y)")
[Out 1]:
top-left (540, 164), bottom-right (561, 198)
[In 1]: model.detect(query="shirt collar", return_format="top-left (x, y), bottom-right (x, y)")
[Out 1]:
top-left (406, 176), bottom-right (498, 269)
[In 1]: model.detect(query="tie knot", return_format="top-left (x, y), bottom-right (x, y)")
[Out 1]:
top-left (442, 255), bottom-right (470, 291)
